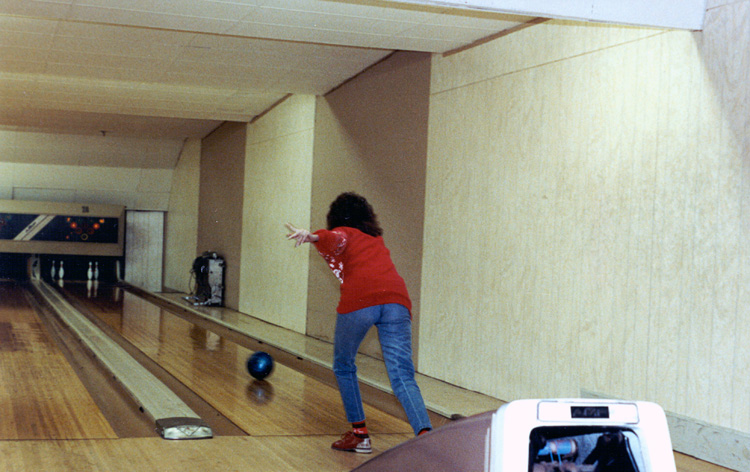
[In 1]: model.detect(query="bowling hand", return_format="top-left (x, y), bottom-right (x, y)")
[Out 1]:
top-left (285, 223), bottom-right (318, 247)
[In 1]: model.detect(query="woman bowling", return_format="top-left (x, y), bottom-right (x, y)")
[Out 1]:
top-left (286, 192), bottom-right (431, 453)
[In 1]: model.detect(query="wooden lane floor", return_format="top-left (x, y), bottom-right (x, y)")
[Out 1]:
top-left (62, 283), bottom-right (411, 438)
top-left (0, 435), bottom-right (416, 471)
top-left (5, 280), bottom-right (735, 471)
top-left (1, 280), bottom-right (411, 470)
top-left (0, 281), bottom-right (116, 440)
top-left (17, 280), bottom-right (730, 472)
top-left (43, 281), bottom-right (413, 468)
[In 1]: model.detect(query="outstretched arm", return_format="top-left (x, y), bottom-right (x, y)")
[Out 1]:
top-left (285, 223), bottom-right (319, 247)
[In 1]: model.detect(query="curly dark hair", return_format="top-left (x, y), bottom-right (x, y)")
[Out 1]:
top-left (326, 192), bottom-right (383, 237)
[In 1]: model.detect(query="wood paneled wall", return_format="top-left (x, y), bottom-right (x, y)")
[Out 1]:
top-left (308, 51), bottom-right (431, 359)
top-left (239, 95), bottom-right (315, 334)
top-left (163, 138), bottom-right (201, 292)
top-left (197, 122), bottom-right (247, 310)
top-left (420, 2), bottom-right (749, 433)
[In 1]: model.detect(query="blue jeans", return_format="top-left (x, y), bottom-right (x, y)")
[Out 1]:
top-left (333, 303), bottom-right (432, 436)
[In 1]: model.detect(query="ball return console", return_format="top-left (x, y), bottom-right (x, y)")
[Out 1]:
top-left (488, 399), bottom-right (676, 472)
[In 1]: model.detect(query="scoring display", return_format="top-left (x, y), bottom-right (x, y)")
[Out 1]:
top-left (571, 406), bottom-right (610, 419)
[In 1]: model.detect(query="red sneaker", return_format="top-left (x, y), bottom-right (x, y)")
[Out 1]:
top-left (332, 431), bottom-right (372, 454)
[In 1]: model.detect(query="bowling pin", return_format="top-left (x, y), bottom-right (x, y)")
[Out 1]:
top-left (87, 279), bottom-right (93, 298)
top-left (94, 261), bottom-right (99, 280)
top-left (58, 261), bottom-right (64, 279)
top-left (87, 262), bottom-right (93, 280)
top-left (51, 260), bottom-right (56, 279)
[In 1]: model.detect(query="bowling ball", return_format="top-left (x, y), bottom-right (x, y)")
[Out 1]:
top-left (246, 351), bottom-right (274, 380)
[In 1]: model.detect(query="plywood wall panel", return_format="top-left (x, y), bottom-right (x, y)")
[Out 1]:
top-left (422, 1), bottom-right (750, 433)
top-left (197, 122), bottom-right (247, 310)
top-left (164, 138), bottom-right (200, 292)
top-left (308, 51), bottom-right (430, 361)
top-left (239, 95), bottom-right (315, 334)
top-left (700, 0), bottom-right (750, 432)
top-left (431, 21), bottom-right (661, 95)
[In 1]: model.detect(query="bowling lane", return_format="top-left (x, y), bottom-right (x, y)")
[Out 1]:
top-left (0, 281), bottom-right (116, 440)
top-left (61, 283), bottom-right (411, 438)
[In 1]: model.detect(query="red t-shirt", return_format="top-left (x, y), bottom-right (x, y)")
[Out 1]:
top-left (313, 227), bottom-right (411, 315)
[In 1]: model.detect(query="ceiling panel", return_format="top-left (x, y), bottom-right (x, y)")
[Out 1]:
top-left (69, 4), bottom-right (238, 33)
top-left (0, 0), bottom-right (693, 170)
top-left (0, 108), bottom-right (220, 138)
top-left (0, 129), bottom-right (184, 168)
top-left (388, 0), bottom-right (707, 29)
top-left (0, 0), bottom-right (73, 18)
top-left (0, 1), bottom-right (534, 145)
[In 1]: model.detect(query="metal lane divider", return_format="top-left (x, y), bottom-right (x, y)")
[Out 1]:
top-left (31, 279), bottom-right (213, 440)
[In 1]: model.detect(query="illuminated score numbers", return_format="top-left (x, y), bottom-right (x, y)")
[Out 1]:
top-left (571, 406), bottom-right (610, 419)
top-left (538, 401), bottom-right (639, 423)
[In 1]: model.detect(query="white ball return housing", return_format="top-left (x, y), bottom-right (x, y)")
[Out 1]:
top-left (487, 399), bottom-right (676, 472)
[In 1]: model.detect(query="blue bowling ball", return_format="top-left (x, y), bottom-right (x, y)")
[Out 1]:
top-left (246, 351), bottom-right (274, 380)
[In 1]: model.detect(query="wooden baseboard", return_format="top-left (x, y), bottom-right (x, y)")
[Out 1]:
top-left (581, 390), bottom-right (748, 471)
